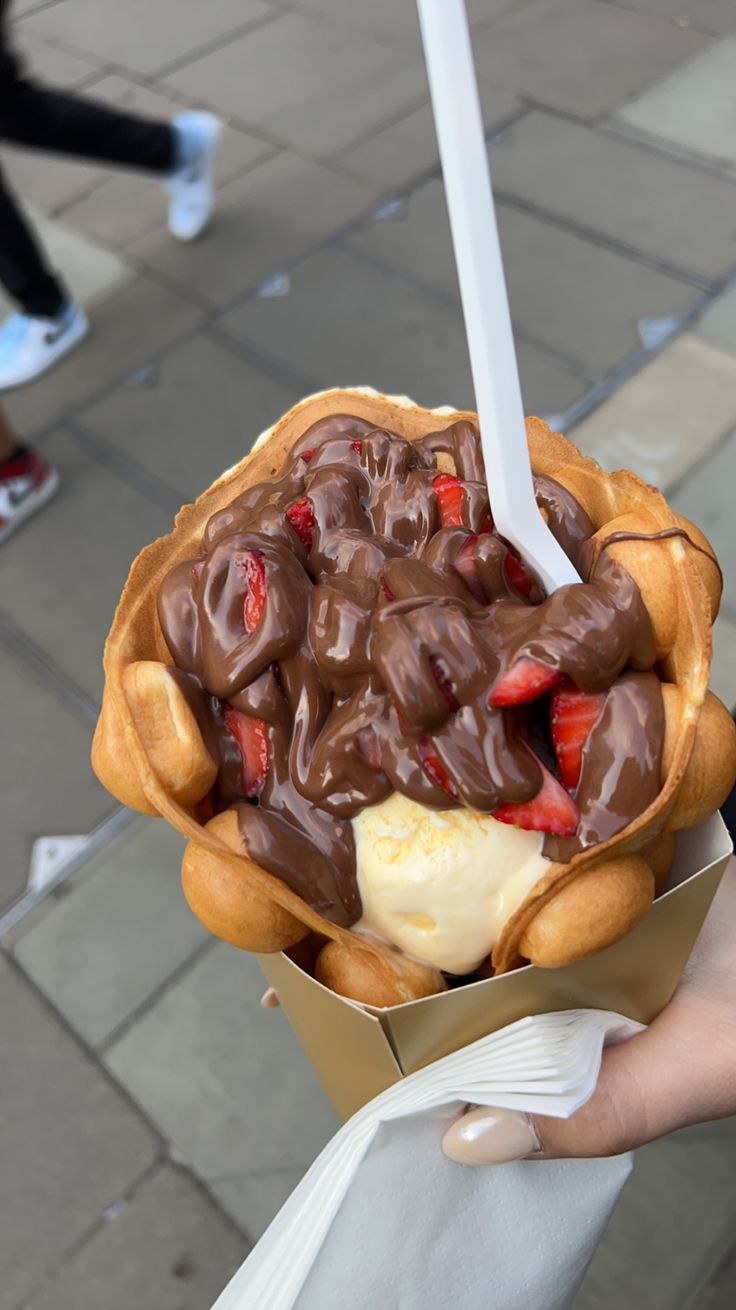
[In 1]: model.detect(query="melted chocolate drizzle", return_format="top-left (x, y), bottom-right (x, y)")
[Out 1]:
top-left (157, 416), bottom-right (664, 931)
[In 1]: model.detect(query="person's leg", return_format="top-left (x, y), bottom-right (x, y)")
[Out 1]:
top-left (0, 404), bottom-right (59, 543)
top-left (0, 161), bottom-right (68, 316)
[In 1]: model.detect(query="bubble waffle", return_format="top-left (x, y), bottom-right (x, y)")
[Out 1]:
top-left (92, 389), bottom-right (736, 1005)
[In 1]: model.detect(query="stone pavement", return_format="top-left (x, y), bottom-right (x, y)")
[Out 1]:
top-left (1, 1), bottom-right (736, 1306)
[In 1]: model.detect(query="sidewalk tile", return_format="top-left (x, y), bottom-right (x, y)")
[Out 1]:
top-left (695, 284), bottom-right (736, 355)
top-left (57, 77), bottom-right (274, 250)
top-left (129, 153), bottom-right (376, 309)
top-left (219, 246), bottom-right (588, 415)
top-left (13, 820), bottom-right (206, 1047)
top-left (4, 275), bottom-right (203, 435)
top-left (471, 0), bottom-right (709, 118)
top-left (489, 112), bottom-right (736, 283)
top-left (334, 84), bottom-right (520, 192)
top-left (25, 0), bottom-right (276, 77)
top-left (670, 425), bottom-right (736, 613)
top-left (571, 335), bottom-right (736, 491)
top-left (164, 12), bottom-right (428, 160)
top-left (692, 1237), bottom-right (736, 1310)
top-left (348, 179), bottom-right (697, 374)
top-left (615, 38), bottom-right (736, 169)
top-left (291, 0), bottom-right (522, 47)
top-left (0, 428), bottom-right (173, 701)
top-left (0, 644), bottom-right (114, 914)
top-left (105, 944), bottom-right (339, 1238)
top-left (25, 1165), bottom-right (248, 1310)
top-left (0, 953), bottom-right (158, 1307)
top-left (573, 1119), bottom-right (736, 1310)
top-left (79, 332), bottom-right (301, 501)
top-left (3, 146), bottom-right (105, 217)
top-left (0, 206), bottom-right (130, 319)
top-left (607, 1), bottom-right (736, 38)
top-left (13, 27), bottom-right (104, 86)
top-left (710, 614), bottom-right (736, 710)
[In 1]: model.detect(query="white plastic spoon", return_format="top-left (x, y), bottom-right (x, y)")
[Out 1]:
top-left (416, 0), bottom-right (580, 592)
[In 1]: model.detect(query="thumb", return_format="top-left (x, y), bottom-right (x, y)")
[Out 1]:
top-left (443, 999), bottom-right (730, 1164)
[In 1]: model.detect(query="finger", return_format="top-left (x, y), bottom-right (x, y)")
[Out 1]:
top-left (443, 995), bottom-right (736, 1165)
top-left (260, 987), bottom-right (280, 1009)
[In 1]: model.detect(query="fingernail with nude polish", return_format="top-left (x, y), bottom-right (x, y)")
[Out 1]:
top-left (443, 1107), bottom-right (542, 1165)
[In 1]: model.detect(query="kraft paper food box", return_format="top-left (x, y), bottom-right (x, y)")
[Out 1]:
top-left (259, 815), bottom-right (732, 1120)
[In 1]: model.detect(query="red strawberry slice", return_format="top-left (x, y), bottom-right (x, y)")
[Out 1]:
top-left (241, 550), bottom-right (266, 633)
top-left (493, 753), bottom-right (579, 836)
top-left (481, 513), bottom-right (493, 534)
top-left (429, 656), bottom-right (460, 711)
top-left (551, 679), bottom-right (607, 790)
top-left (454, 535), bottom-right (486, 603)
top-left (286, 496), bottom-right (314, 551)
top-left (223, 706), bottom-right (269, 798)
top-left (351, 440), bottom-right (363, 454)
top-left (489, 656), bottom-right (559, 707)
top-left (380, 576), bottom-right (396, 602)
top-left (417, 736), bottom-right (458, 799)
top-left (503, 551), bottom-right (534, 597)
top-left (300, 448), bottom-right (316, 464)
top-left (433, 473), bottom-right (465, 527)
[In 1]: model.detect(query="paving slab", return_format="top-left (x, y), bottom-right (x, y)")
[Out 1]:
top-left (219, 246), bottom-right (588, 414)
top-left (334, 85), bottom-right (520, 192)
top-left (164, 11), bottom-right (429, 161)
top-left (0, 642), bottom-right (114, 913)
top-left (0, 952), bottom-right (158, 1307)
top-left (615, 38), bottom-right (736, 169)
top-left (692, 1236), bottom-right (736, 1310)
top-left (710, 614), bottom-right (736, 710)
top-left (49, 76), bottom-right (274, 250)
top-left (24, 0), bottom-right (277, 77)
top-left (25, 1164), bottom-right (248, 1310)
top-left (670, 425), bottom-right (736, 614)
top-left (4, 274), bottom-right (204, 435)
top-left (0, 204), bottom-right (130, 318)
top-left (129, 152), bottom-right (376, 310)
top-left (471, 0), bottom-right (709, 119)
top-left (489, 112), bottom-right (736, 285)
top-left (606, 0), bottom-right (736, 37)
top-left (12, 25), bottom-right (104, 86)
top-left (78, 331), bottom-right (301, 501)
top-left (13, 819), bottom-right (207, 1048)
top-left (695, 283), bottom-right (736, 355)
top-left (0, 427), bottom-right (174, 701)
top-left (3, 142), bottom-right (106, 218)
top-left (571, 334), bottom-right (736, 491)
top-left (348, 179), bottom-right (697, 375)
top-left (573, 1118), bottom-right (736, 1310)
top-left (290, 0), bottom-right (522, 47)
top-left (105, 943), bottom-right (340, 1239)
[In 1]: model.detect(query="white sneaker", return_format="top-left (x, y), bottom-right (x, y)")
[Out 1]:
top-left (167, 112), bottom-right (222, 242)
top-left (0, 447), bottom-right (60, 544)
top-left (0, 304), bottom-right (88, 390)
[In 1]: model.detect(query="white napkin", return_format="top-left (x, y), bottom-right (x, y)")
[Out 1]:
top-left (213, 1010), bottom-right (642, 1310)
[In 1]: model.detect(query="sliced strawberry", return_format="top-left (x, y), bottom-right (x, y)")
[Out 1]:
top-left (551, 679), bottom-right (607, 790)
top-left (493, 754), bottom-right (579, 836)
top-left (429, 656), bottom-right (460, 711)
top-left (481, 513), bottom-right (493, 534)
top-left (223, 706), bottom-right (270, 798)
top-left (351, 440), bottom-right (363, 454)
top-left (286, 496), bottom-right (315, 551)
top-left (241, 550), bottom-right (266, 633)
top-left (489, 656), bottom-right (559, 707)
top-left (300, 448), bottom-right (316, 464)
top-left (504, 551), bottom-right (534, 598)
top-left (454, 535), bottom-right (486, 603)
top-left (380, 576), bottom-right (396, 602)
top-left (417, 736), bottom-right (458, 799)
top-left (433, 473), bottom-right (465, 527)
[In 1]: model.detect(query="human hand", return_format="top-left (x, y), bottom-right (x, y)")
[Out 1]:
top-left (443, 855), bottom-right (736, 1165)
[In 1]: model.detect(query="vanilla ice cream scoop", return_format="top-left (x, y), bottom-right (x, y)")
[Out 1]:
top-left (353, 792), bottom-right (551, 975)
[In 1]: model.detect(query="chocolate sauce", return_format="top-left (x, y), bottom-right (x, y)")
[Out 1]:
top-left (157, 415), bottom-right (664, 930)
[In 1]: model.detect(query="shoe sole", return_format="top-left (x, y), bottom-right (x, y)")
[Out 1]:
top-left (0, 314), bottom-right (89, 392)
top-left (0, 464), bottom-right (60, 544)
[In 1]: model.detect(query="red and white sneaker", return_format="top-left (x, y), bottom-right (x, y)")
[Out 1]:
top-left (0, 447), bottom-right (59, 544)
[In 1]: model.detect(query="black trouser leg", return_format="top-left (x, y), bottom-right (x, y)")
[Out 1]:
top-left (0, 162), bottom-right (67, 316)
